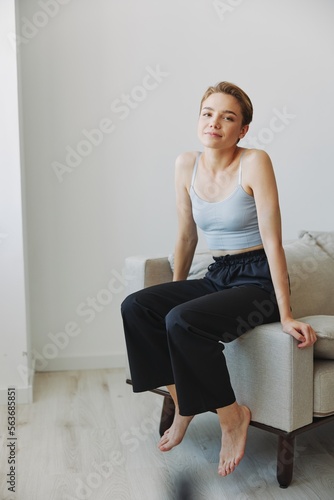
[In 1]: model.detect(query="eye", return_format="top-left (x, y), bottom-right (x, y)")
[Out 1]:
top-left (223, 116), bottom-right (234, 121)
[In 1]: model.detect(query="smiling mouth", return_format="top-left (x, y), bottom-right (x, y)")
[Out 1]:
top-left (206, 132), bottom-right (222, 137)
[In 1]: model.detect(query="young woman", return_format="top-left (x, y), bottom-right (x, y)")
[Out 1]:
top-left (121, 82), bottom-right (317, 477)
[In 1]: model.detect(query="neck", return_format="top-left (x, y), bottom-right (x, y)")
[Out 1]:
top-left (202, 146), bottom-right (239, 171)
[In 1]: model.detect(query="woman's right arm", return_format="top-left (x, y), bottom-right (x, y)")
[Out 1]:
top-left (173, 153), bottom-right (198, 281)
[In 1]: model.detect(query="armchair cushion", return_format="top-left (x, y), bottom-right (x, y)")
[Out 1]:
top-left (299, 315), bottom-right (334, 360)
top-left (313, 360), bottom-right (334, 416)
top-left (284, 234), bottom-right (334, 318)
top-left (299, 230), bottom-right (334, 259)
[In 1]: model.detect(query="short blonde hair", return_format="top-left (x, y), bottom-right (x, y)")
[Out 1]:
top-left (200, 82), bottom-right (253, 126)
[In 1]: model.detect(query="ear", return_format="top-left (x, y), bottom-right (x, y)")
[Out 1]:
top-left (239, 124), bottom-right (249, 139)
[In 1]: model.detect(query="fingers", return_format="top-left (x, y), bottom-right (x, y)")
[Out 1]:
top-left (284, 321), bottom-right (317, 348)
top-left (295, 326), bottom-right (317, 348)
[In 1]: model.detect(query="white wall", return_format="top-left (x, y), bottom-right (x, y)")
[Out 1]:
top-left (0, 0), bottom-right (32, 403)
top-left (15, 0), bottom-right (334, 372)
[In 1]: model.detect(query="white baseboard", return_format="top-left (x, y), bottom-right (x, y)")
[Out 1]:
top-left (0, 382), bottom-right (34, 405)
top-left (34, 353), bottom-right (126, 372)
top-left (0, 360), bottom-right (35, 406)
top-left (0, 359), bottom-right (35, 405)
top-left (0, 355), bottom-right (126, 405)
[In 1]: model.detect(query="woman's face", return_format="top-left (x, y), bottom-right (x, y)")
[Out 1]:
top-left (197, 92), bottom-right (248, 149)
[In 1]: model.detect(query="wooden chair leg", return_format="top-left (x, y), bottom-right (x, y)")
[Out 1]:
top-left (277, 434), bottom-right (295, 488)
top-left (159, 395), bottom-right (175, 436)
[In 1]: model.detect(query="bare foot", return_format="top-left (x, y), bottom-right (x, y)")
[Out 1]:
top-left (218, 405), bottom-right (251, 476)
top-left (158, 409), bottom-right (193, 452)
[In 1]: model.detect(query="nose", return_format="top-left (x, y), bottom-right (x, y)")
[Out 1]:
top-left (210, 115), bottom-right (220, 128)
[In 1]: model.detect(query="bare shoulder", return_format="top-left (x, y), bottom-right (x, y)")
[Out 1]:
top-left (242, 148), bottom-right (275, 179)
top-left (242, 148), bottom-right (278, 198)
top-left (175, 151), bottom-right (198, 170)
top-left (175, 151), bottom-right (199, 184)
top-left (242, 148), bottom-right (273, 167)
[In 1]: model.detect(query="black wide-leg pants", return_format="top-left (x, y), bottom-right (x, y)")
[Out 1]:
top-left (121, 249), bottom-right (280, 416)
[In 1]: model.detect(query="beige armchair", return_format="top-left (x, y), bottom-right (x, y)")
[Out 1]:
top-left (124, 230), bottom-right (334, 487)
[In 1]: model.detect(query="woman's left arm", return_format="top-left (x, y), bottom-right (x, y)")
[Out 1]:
top-left (249, 150), bottom-right (317, 348)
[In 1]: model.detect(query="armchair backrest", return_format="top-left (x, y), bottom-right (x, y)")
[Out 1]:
top-left (284, 232), bottom-right (334, 318)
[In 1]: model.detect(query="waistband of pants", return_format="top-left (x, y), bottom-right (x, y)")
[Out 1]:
top-left (212, 248), bottom-right (266, 264)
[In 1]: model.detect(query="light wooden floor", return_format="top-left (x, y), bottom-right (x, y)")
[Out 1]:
top-left (0, 369), bottom-right (334, 500)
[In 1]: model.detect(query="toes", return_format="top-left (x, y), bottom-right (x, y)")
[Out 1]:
top-left (218, 460), bottom-right (236, 476)
top-left (159, 440), bottom-right (173, 452)
top-left (218, 465), bottom-right (226, 476)
top-left (228, 460), bottom-right (236, 474)
top-left (158, 436), bottom-right (169, 448)
top-left (158, 430), bottom-right (170, 442)
top-left (158, 430), bottom-right (175, 451)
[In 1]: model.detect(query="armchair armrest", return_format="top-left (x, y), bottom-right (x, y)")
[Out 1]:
top-left (224, 323), bottom-right (314, 432)
top-left (124, 255), bottom-right (173, 294)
